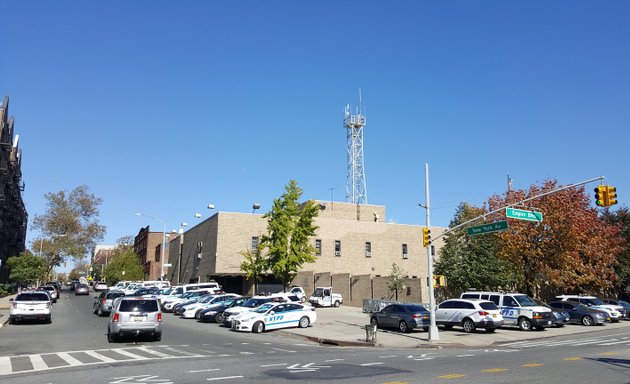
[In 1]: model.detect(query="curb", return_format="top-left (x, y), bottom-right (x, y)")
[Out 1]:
top-left (278, 330), bottom-right (377, 347)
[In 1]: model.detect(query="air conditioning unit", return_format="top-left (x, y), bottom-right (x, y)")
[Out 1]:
top-left (334, 251), bottom-right (341, 256)
top-left (365, 252), bottom-right (372, 257)
top-left (402, 253), bottom-right (408, 259)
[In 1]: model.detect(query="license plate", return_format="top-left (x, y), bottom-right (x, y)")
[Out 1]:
top-left (134, 315), bottom-right (145, 322)
top-left (492, 314), bottom-right (496, 318)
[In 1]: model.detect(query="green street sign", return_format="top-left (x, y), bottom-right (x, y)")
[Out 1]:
top-left (506, 207), bottom-right (543, 222)
top-left (466, 221), bottom-right (509, 236)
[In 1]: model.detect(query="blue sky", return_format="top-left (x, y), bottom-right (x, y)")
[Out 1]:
top-left (2, 1), bottom-right (629, 253)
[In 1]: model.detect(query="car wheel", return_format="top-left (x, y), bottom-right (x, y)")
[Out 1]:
top-left (556, 324), bottom-right (565, 328)
top-left (370, 317), bottom-right (379, 327)
top-left (298, 316), bottom-right (310, 328)
top-left (195, 309), bottom-right (202, 319)
top-left (486, 327), bottom-right (496, 333)
top-left (333, 301), bottom-right (341, 308)
top-left (582, 315), bottom-right (594, 326)
top-left (216, 313), bottom-right (225, 324)
top-left (93, 306), bottom-right (98, 315)
top-left (8, 317), bottom-right (14, 325)
top-left (97, 307), bottom-right (103, 317)
top-left (252, 321), bottom-right (265, 333)
top-left (300, 296), bottom-right (307, 303)
top-left (399, 320), bottom-right (410, 333)
top-left (154, 333), bottom-right (162, 342)
top-left (462, 318), bottom-right (476, 333)
top-left (518, 317), bottom-right (532, 331)
top-left (107, 331), bottom-right (116, 343)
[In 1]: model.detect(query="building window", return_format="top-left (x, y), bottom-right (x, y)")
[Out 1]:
top-left (335, 240), bottom-right (341, 256)
top-left (315, 239), bottom-right (322, 255)
top-left (251, 236), bottom-right (259, 251)
top-left (365, 242), bottom-right (372, 257)
top-left (402, 243), bottom-right (408, 259)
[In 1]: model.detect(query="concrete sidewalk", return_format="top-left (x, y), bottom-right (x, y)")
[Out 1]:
top-left (0, 293), bottom-right (16, 328)
top-left (279, 305), bottom-right (630, 348)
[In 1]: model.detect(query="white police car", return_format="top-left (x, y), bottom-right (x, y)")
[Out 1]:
top-left (231, 302), bottom-right (316, 333)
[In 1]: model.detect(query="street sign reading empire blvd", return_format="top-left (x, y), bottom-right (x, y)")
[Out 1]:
top-left (506, 207), bottom-right (543, 222)
top-left (466, 220), bottom-right (509, 236)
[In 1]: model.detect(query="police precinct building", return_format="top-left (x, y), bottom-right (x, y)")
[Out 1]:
top-left (167, 201), bottom-right (446, 307)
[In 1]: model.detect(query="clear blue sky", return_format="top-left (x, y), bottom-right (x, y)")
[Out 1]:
top-left (2, 1), bottom-right (628, 251)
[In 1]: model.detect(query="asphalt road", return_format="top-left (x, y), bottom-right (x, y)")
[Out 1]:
top-left (2, 289), bottom-right (630, 383)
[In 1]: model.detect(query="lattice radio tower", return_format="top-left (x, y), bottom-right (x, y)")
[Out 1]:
top-left (344, 92), bottom-right (368, 204)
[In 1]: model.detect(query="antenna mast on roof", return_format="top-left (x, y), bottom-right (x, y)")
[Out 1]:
top-left (344, 89), bottom-right (368, 204)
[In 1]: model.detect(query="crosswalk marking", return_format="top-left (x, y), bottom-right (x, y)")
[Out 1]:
top-left (137, 347), bottom-right (170, 358)
top-left (56, 352), bottom-right (83, 366)
top-left (29, 355), bottom-right (47, 371)
top-left (0, 357), bottom-right (11, 374)
top-left (111, 349), bottom-right (150, 360)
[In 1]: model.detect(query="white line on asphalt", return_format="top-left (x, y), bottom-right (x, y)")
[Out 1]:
top-left (206, 376), bottom-right (244, 381)
top-left (271, 347), bottom-right (296, 353)
top-left (360, 362), bottom-right (383, 366)
top-left (199, 350), bottom-right (216, 354)
top-left (30, 354), bottom-right (48, 371)
top-left (598, 340), bottom-right (630, 346)
top-left (83, 351), bottom-right (117, 363)
top-left (324, 359), bottom-right (345, 362)
top-left (164, 347), bottom-right (197, 356)
top-left (111, 349), bottom-right (149, 360)
top-left (189, 369), bottom-right (220, 373)
top-left (240, 352), bottom-right (254, 355)
top-left (289, 369), bottom-right (317, 373)
top-left (0, 357), bottom-right (11, 375)
top-left (240, 343), bottom-right (250, 345)
top-left (135, 347), bottom-right (170, 358)
top-left (56, 352), bottom-right (84, 366)
top-left (260, 363), bottom-right (287, 367)
top-left (377, 355), bottom-right (397, 359)
top-left (456, 354), bottom-right (475, 358)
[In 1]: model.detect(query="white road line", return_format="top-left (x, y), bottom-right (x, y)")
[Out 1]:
top-left (240, 352), bottom-right (254, 355)
top-left (30, 355), bottom-right (48, 371)
top-left (377, 355), bottom-right (397, 358)
top-left (0, 357), bottom-right (12, 375)
top-left (324, 359), bottom-right (345, 362)
top-left (189, 369), bottom-right (220, 373)
top-left (360, 362), bottom-right (383, 366)
top-left (260, 363), bottom-right (287, 367)
top-left (83, 351), bottom-right (116, 363)
top-left (206, 376), bottom-right (244, 381)
top-left (456, 354), bottom-right (475, 358)
top-left (136, 347), bottom-right (170, 358)
top-left (111, 349), bottom-right (150, 360)
top-left (163, 347), bottom-right (197, 356)
top-left (271, 347), bottom-right (296, 353)
top-left (56, 352), bottom-right (84, 366)
top-left (598, 340), bottom-right (630, 346)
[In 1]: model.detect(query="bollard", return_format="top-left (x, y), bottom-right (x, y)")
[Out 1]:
top-left (365, 324), bottom-right (377, 342)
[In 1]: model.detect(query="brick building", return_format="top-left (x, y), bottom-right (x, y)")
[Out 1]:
top-left (168, 201), bottom-right (445, 306)
top-left (0, 96), bottom-right (27, 284)
top-left (134, 226), bottom-right (170, 281)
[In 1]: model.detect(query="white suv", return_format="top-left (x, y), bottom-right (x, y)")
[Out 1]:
top-left (435, 298), bottom-right (504, 333)
top-left (9, 291), bottom-right (53, 324)
top-left (555, 295), bottom-right (623, 322)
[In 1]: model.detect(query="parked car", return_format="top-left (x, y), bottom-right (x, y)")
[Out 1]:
top-left (94, 282), bottom-right (109, 292)
top-left (180, 293), bottom-right (241, 319)
top-left (549, 301), bottom-right (608, 326)
top-left (199, 297), bottom-right (250, 322)
top-left (533, 299), bottom-right (569, 328)
top-left (222, 295), bottom-right (301, 326)
top-left (554, 295), bottom-right (623, 322)
top-left (602, 299), bottom-right (630, 319)
top-left (369, 303), bottom-right (430, 333)
top-left (231, 302), bottom-right (316, 333)
top-left (162, 290), bottom-right (214, 311)
top-left (74, 284), bottom-right (90, 295)
top-left (435, 298), bottom-right (504, 333)
top-left (289, 286), bottom-right (308, 303)
top-left (107, 297), bottom-right (162, 342)
top-left (37, 286), bottom-right (58, 303)
top-left (9, 291), bottom-right (53, 324)
top-left (93, 290), bottom-right (126, 316)
top-left (129, 287), bottom-right (162, 297)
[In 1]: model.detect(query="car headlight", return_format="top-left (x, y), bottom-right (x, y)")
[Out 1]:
top-left (596, 313), bottom-right (605, 317)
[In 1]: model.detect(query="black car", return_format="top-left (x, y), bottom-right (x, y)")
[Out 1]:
top-left (199, 297), bottom-right (250, 322)
top-left (549, 301), bottom-right (607, 326)
top-left (369, 303), bottom-right (431, 333)
top-left (602, 299), bottom-right (630, 319)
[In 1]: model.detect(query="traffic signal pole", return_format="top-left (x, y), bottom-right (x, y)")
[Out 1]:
top-left (424, 163), bottom-right (440, 341)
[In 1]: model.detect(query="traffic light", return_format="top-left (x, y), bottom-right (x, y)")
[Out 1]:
top-left (608, 186), bottom-right (618, 206)
top-left (422, 227), bottom-right (431, 247)
top-left (594, 185), bottom-right (609, 207)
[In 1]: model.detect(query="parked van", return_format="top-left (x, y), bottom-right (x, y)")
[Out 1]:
top-left (461, 291), bottom-right (554, 331)
top-left (182, 282), bottom-right (221, 294)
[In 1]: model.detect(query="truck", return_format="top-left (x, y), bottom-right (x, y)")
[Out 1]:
top-left (309, 287), bottom-right (343, 307)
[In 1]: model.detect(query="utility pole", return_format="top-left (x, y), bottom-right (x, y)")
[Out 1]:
top-left (424, 163), bottom-right (439, 341)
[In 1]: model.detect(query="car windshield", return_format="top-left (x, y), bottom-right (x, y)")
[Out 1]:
top-left (118, 300), bottom-right (159, 312)
top-left (243, 298), bottom-right (270, 307)
top-left (587, 298), bottom-right (605, 305)
top-left (16, 293), bottom-right (50, 301)
top-left (253, 303), bottom-right (275, 313)
top-left (514, 295), bottom-right (538, 307)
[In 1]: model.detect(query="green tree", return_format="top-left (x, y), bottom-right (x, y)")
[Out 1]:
top-left (103, 243), bottom-right (143, 284)
top-left (240, 248), bottom-right (266, 295)
top-left (259, 180), bottom-right (319, 290)
top-left (601, 206), bottom-right (630, 297)
top-left (434, 202), bottom-right (512, 296)
top-left (387, 263), bottom-right (407, 300)
top-left (6, 252), bottom-right (47, 286)
top-left (31, 185), bottom-right (106, 278)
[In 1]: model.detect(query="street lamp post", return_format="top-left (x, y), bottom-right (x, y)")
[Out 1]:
top-left (133, 212), bottom-right (167, 282)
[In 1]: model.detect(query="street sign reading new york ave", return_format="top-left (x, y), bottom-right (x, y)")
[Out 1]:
top-left (466, 220), bottom-right (509, 236)
top-left (506, 207), bottom-right (543, 222)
